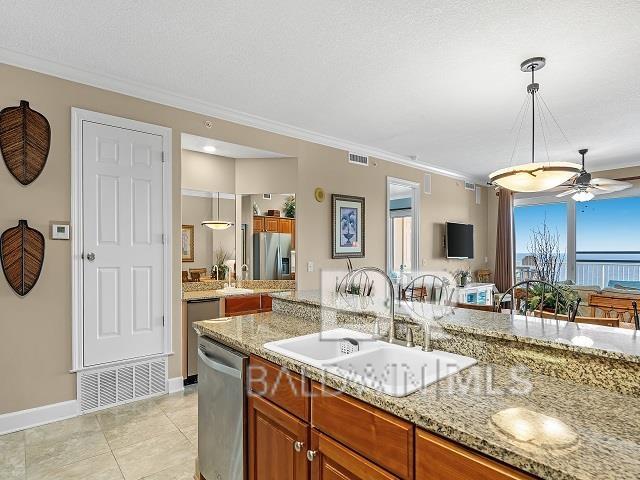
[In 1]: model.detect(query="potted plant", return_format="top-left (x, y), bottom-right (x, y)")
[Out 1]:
top-left (282, 195), bottom-right (295, 218)
top-left (213, 246), bottom-right (232, 280)
top-left (454, 268), bottom-right (471, 287)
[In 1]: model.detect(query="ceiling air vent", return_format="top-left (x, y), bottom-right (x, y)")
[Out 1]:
top-left (348, 153), bottom-right (369, 166)
top-left (464, 181), bottom-right (476, 191)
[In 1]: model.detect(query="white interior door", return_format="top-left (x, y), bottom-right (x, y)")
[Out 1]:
top-left (82, 121), bottom-right (165, 367)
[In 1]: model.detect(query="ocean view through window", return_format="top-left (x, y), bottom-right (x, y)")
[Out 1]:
top-left (514, 196), bottom-right (640, 288)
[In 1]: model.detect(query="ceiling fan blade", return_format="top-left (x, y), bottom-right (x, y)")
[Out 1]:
top-left (590, 178), bottom-right (633, 192)
top-left (556, 188), bottom-right (578, 197)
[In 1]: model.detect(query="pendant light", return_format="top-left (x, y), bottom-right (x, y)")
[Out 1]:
top-left (489, 57), bottom-right (581, 192)
top-left (202, 192), bottom-right (234, 230)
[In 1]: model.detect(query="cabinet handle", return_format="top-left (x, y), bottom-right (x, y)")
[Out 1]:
top-left (306, 450), bottom-right (317, 461)
top-left (293, 441), bottom-right (304, 452)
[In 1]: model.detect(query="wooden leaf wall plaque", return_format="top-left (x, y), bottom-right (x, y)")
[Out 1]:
top-left (0, 100), bottom-right (51, 185)
top-left (0, 220), bottom-right (45, 296)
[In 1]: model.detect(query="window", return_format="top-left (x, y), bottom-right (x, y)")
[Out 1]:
top-left (514, 202), bottom-right (568, 282)
top-left (576, 196), bottom-right (640, 288)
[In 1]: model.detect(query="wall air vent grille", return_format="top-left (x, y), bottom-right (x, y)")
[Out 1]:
top-left (78, 357), bottom-right (167, 413)
top-left (464, 181), bottom-right (476, 191)
top-left (348, 153), bottom-right (369, 166)
top-left (424, 173), bottom-right (432, 195)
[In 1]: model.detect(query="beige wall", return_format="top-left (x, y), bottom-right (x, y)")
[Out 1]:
top-left (235, 157), bottom-right (297, 194)
top-left (181, 150), bottom-right (235, 192)
top-left (0, 62), bottom-right (490, 415)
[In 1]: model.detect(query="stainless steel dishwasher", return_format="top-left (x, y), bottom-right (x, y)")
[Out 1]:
top-left (198, 335), bottom-right (248, 480)
top-left (186, 298), bottom-right (221, 383)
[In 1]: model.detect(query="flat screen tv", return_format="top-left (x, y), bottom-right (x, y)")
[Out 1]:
top-left (446, 222), bottom-right (474, 259)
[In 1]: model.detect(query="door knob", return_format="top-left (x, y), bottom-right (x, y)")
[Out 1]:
top-left (293, 441), bottom-right (304, 452)
top-left (306, 450), bottom-right (317, 461)
top-left (86, 252), bottom-right (96, 261)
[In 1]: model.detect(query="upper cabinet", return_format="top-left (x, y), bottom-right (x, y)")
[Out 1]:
top-left (254, 215), bottom-right (295, 236)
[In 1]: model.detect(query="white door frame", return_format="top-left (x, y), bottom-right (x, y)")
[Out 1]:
top-left (386, 176), bottom-right (421, 275)
top-left (70, 108), bottom-right (173, 372)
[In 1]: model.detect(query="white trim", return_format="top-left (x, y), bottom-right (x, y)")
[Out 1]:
top-left (167, 377), bottom-right (185, 394)
top-left (71, 108), bottom-right (173, 371)
top-left (0, 48), bottom-right (483, 182)
top-left (181, 189), bottom-right (235, 200)
top-left (0, 400), bottom-right (80, 435)
top-left (386, 177), bottom-right (421, 275)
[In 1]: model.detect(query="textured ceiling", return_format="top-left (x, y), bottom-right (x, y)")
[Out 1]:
top-left (2, 0), bottom-right (640, 178)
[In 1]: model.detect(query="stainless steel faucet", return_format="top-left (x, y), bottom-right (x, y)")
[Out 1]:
top-left (347, 267), bottom-right (397, 343)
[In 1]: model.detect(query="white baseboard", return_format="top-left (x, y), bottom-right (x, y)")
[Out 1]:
top-left (167, 377), bottom-right (184, 394)
top-left (0, 400), bottom-right (80, 435)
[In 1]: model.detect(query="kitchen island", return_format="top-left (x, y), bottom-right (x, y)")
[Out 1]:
top-left (194, 291), bottom-right (640, 480)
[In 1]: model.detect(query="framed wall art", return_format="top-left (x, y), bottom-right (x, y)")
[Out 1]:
top-left (331, 194), bottom-right (365, 258)
top-left (181, 224), bottom-right (194, 262)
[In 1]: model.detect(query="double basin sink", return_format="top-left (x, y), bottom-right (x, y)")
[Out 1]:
top-left (264, 328), bottom-right (476, 397)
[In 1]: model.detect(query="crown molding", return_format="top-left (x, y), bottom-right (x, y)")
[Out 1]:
top-left (0, 47), bottom-right (484, 183)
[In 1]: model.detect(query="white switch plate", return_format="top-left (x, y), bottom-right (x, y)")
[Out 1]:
top-left (307, 261), bottom-right (314, 272)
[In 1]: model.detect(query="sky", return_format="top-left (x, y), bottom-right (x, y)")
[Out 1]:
top-left (514, 196), bottom-right (640, 255)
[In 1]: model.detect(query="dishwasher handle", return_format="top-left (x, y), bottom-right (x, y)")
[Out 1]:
top-left (197, 347), bottom-right (242, 379)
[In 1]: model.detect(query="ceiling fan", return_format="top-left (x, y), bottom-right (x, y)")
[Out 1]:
top-left (555, 149), bottom-right (632, 202)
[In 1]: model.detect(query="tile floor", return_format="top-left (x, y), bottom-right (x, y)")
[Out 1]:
top-left (0, 385), bottom-right (198, 480)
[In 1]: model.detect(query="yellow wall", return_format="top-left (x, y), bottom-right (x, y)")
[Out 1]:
top-left (0, 63), bottom-right (489, 415)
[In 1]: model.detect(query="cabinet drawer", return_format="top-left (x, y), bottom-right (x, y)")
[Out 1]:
top-left (311, 383), bottom-right (413, 479)
top-left (311, 429), bottom-right (399, 480)
top-left (249, 356), bottom-right (310, 421)
top-left (225, 295), bottom-right (261, 316)
top-left (416, 429), bottom-right (534, 480)
top-left (265, 217), bottom-right (279, 232)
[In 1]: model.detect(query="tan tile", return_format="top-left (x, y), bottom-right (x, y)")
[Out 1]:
top-left (103, 413), bottom-right (180, 450)
top-left (26, 452), bottom-right (123, 480)
top-left (165, 405), bottom-right (197, 430)
top-left (113, 431), bottom-right (195, 480)
top-left (179, 423), bottom-right (197, 446)
top-left (25, 415), bottom-right (100, 446)
top-left (140, 461), bottom-right (195, 480)
top-left (26, 430), bottom-right (110, 479)
top-left (97, 400), bottom-right (164, 431)
top-left (0, 435), bottom-right (25, 480)
top-left (155, 390), bottom-right (197, 413)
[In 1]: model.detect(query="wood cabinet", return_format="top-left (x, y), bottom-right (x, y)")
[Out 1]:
top-left (254, 216), bottom-right (265, 232)
top-left (310, 429), bottom-right (400, 480)
top-left (249, 394), bottom-right (309, 480)
top-left (311, 383), bottom-right (413, 480)
top-left (249, 355), bottom-right (310, 421)
top-left (224, 294), bottom-right (273, 317)
top-left (415, 429), bottom-right (534, 480)
top-left (246, 355), bottom-right (533, 480)
top-left (265, 217), bottom-right (279, 232)
top-left (279, 217), bottom-right (292, 233)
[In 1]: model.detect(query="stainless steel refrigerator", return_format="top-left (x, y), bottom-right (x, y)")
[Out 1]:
top-left (253, 232), bottom-right (292, 280)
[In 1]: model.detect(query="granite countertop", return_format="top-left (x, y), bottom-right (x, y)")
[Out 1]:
top-left (182, 288), bottom-right (293, 301)
top-left (194, 312), bottom-right (640, 480)
top-left (271, 291), bottom-right (640, 364)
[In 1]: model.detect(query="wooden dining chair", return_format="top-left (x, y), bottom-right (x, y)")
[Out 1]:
top-left (401, 274), bottom-right (452, 305)
top-left (498, 280), bottom-right (580, 321)
top-left (589, 293), bottom-right (640, 328)
top-left (182, 271), bottom-right (190, 282)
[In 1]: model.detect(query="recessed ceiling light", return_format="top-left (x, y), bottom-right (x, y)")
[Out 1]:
top-left (203, 145), bottom-right (216, 153)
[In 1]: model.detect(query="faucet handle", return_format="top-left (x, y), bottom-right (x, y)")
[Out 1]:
top-left (406, 326), bottom-right (415, 348)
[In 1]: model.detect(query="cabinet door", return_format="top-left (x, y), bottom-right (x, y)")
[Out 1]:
top-left (224, 295), bottom-right (262, 317)
top-left (254, 216), bottom-right (265, 232)
top-left (265, 217), bottom-right (279, 232)
top-left (292, 219), bottom-right (296, 249)
top-left (279, 218), bottom-right (292, 233)
top-left (415, 429), bottom-right (533, 480)
top-left (309, 430), bottom-right (399, 480)
top-left (249, 394), bottom-right (310, 480)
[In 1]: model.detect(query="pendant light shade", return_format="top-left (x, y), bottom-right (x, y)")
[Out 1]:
top-left (490, 162), bottom-right (581, 192)
top-left (202, 192), bottom-right (234, 230)
top-left (489, 57), bottom-right (580, 192)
